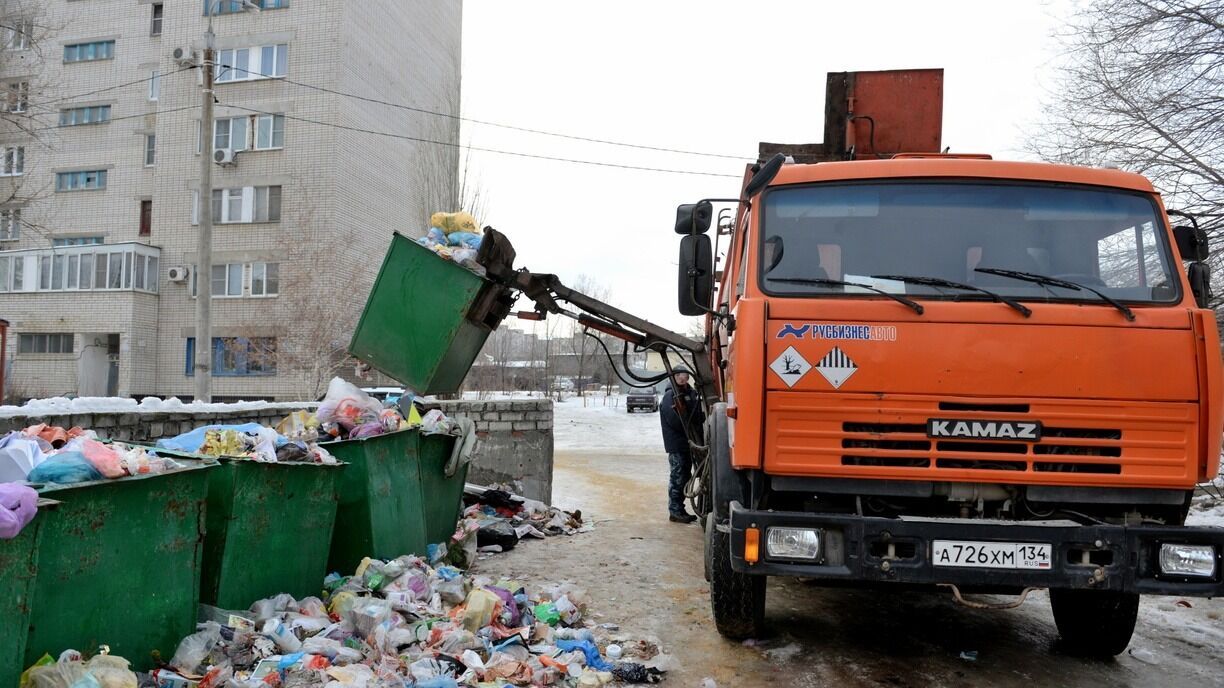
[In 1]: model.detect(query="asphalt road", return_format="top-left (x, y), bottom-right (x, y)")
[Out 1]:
top-left (480, 447), bottom-right (1224, 688)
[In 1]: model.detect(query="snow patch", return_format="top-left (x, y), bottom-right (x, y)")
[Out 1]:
top-left (0, 395), bottom-right (314, 419)
top-left (553, 394), bottom-right (665, 455)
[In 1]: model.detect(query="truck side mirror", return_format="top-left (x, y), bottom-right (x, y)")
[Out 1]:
top-left (675, 201), bottom-right (712, 235)
top-left (678, 234), bottom-right (713, 315)
top-left (1173, 225), bottom-right (1209, 262)
top-left (1188, 262), bottom-right (1212, 308)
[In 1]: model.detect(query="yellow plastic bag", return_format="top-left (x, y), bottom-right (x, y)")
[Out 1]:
top-left (430, 211), bottom-right (478, 235)
top-left (461, 589), bottom-right (501, 632)
top-left (20, 654), bottom-right (53, 688)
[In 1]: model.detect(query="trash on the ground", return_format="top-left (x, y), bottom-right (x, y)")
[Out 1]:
top-left (1175, 599), bottom-right (1193, 608)
top-left (463, 483), bottom-right (590, 540)
top-left (25, 649), bottom-right (138, 688)
top-left (130, 547), bottom-right (666, 687)
top-left (958, 650), bottom-right (978, 662)
top-left (1128, 647), bottom-right (1160, 665)
top-left (700, 679), bottom-right (718, 688)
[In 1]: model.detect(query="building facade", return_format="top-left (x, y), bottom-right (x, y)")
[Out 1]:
top-left (0, 0), bottom-right (462, 401)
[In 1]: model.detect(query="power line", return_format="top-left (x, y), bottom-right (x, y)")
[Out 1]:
top-left (46, 65), bottom-right (196, 105)
top-left (220, 102), bottom-right (742, 179)
top-left (28, 105), bottom-right (197, 133)
top-left (217, 63), bottom-right (752, 161)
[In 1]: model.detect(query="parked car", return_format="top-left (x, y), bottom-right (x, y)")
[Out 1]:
top-left (626, 384), bottom-right (661, 413)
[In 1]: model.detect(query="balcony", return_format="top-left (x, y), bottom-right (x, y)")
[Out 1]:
top-left (0, 242), bottom-right (160, 294)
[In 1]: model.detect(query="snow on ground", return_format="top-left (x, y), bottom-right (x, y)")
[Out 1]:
top-left (553, 393), bottom-right (664, 455)
top-left (0, 396), bottom-right (315, 419)
top-left (1186, 496), bottom-right (1224, 527)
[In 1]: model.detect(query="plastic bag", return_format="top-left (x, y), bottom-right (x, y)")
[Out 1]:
top-left (419, 410), bottom-right (455, 435)
top-left (77, 439), bottom-right (125, 478)
top-left (0, 483), bottom-right (38, 540)
top-left (446, 232), bottom-right (482, 249)
top-left (460, 588), bottom-right (501, 632)
top-left (429, 211), bottom-right (479, 235)
top-left (156, 423), bottom-right (269, 454)
top-left (0, 434), bottom-right (47, 482)
top-left (425, 227), bottom-right (448, 245)
top-left (316, 377), bottom-right (383, 431)
top-left (170, 621), bottom-right (222, 674)
top-left (275, 411), bottom-right (319, 442)
top-left (27, 452), bottom-right (103, 485)
top-left (74, 656), bottom-right (137, 688)
top-left (347, 597), bottom-right (393, 637)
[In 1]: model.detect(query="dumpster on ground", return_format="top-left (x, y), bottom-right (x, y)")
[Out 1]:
top-left (347, 232), bottom-right (513, 395)
top-left (0, 499), bottom-right (56, 688)
top-left (152, 447), bottom-right (344, 610)
top-left (24, 464), bottom-right (215, 669)
top-left (325, 428), bottom-right (467, 574)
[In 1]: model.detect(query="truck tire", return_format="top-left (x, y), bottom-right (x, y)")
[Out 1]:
top-left (1049, 589), bottom-right (1139, 657)
top-left (708, 522), bottom-right (765, 639)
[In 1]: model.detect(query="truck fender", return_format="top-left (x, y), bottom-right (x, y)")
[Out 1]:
top-left (708, 402), bottom-right (748, 521)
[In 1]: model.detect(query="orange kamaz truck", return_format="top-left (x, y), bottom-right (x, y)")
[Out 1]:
top-left (670, 69), bottom-right (1223, 657)
top-left (468, 68), bottom-right (1222, 658)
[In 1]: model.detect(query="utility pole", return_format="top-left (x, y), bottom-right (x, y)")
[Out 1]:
top-left (194, 9), bottom-right (216, 401)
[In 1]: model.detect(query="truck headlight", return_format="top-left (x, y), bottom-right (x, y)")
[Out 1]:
top-left (1158, 543), bottom-right (1217, 578)
top-left (766, 527), bottom-right (821, 560)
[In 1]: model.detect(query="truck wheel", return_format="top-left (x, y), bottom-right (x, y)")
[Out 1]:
top-left (1049, 589), bottom-right (1139, 657)
top-left (709, 521), bottom-right (765, 639)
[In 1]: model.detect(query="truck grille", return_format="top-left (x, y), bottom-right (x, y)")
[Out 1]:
top-left (766, 392), bottom-right (1198, 485)
top-left (840, 421), bottom-right (1123, 473)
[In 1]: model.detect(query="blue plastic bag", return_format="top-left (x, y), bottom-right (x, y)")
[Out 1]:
top-left (27, 452), bottom-right (104, 485)
top-left (156, 423), bottom-right (277, 453)
top-left (446, 232), bottom-right (482, 249)
top-left (556, 639), bottom-right (613, 671)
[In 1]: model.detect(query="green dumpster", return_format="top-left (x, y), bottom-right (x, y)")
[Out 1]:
top-left (347, 232), bottom-right (513, 395)
top-left (0, 499), bottom-right (56, 688)
top-left (25, 464), bottom-right (214, 669)
top-left (198, 459), bottom-right (343, 608)
top-left (325, 429), bottom-right (466, 573)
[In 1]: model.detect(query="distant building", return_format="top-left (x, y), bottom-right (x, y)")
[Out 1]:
top-left (0, 0), bottom-right (463, 401)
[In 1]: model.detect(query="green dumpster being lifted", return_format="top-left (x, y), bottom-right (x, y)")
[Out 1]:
top-left (326, 232), bottom-right (510, 572)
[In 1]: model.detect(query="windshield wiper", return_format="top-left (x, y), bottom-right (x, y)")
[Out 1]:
top-left (770, 277), bottom-right (924, 315)
top-left (974, 268), bottom-right (1135, 321)
top-left (872, 274), bottom-right (1032, 317)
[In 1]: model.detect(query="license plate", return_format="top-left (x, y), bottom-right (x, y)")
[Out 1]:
top-left (932, 540), bottom-right (1052, 570)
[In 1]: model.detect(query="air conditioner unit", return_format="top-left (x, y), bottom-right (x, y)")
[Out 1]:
top-left (167, 266), bottom-right (189, 282)
top-left (213, 148), bottom-right (237, 166)
top-left (172, 46), bottom-right (196, 66)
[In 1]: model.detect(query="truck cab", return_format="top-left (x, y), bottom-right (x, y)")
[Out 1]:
top-left (688, 152), bottom-right (1223, 656)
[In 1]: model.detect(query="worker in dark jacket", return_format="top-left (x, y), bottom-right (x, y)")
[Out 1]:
top-left (659, 367), bottom-right (704, 523)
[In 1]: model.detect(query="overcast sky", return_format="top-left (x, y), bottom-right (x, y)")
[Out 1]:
top-left (460, 1), bottom-right (1068, 332)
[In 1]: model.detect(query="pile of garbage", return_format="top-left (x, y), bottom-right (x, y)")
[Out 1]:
top-left (136, 553), bottom-right (663, 687)
top-left (0, 424), bottom-right (184, 486)
top-left (458, 487), bottom-right (589, 557)
top-left (416, 211), bottom-right (485, 275)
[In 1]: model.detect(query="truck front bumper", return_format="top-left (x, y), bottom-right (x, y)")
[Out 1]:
top-left (728, 501), bottom-right (1224, 596)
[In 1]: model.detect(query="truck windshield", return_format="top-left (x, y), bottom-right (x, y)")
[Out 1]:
top-left (759, 181), bottom-right (1180, 306)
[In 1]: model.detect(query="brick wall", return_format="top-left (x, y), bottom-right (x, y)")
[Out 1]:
top-left (439, 399), bottom-right (554, 504)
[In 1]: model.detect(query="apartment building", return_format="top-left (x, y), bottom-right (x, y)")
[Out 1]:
top-left (0, 0), bottom-right (462, 401)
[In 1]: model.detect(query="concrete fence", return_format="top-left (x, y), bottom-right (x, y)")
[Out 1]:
top-left (0, 399), bottom-right (556, 503)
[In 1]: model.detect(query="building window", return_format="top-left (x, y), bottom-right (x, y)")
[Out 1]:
top-left (0, 208), bottom-right (19, 240)
top-left (249, 262), bottom-right (278, 296)
top-left (4, 19), bottom-right (32, 51)
top-left (210, 0), bottom-right (288, 14)
top-left (212, 263), bottom-right (242, 296)
top-left (150, 3), bottom-right (163, 36)
top-left (52, 236), bottom-right (103, 247)
top-left (144, 134), bottom-right (156, 166)
top-left (193, 185), bottom-right (281, 224)
top-left (215, 43), bottom-right (287, 82)
top-left (0, 146), bottom-right (22, 176)
top-left (64, 41), bottom-right (115, 63)
top-left (214, 116), bottom-right (242, 150)
top-left (2, 81), bottom-right (28, 113)
top-left (148, 70), bottom-right (160, 101)
top-left (59, 105), bottom-right (111, 126)
top-left (253, 114), bottom-right (284, 149)
top-left (185, 336), bottom-right (277, 377)
top-left (18, 333), bottom-right (73, 355)
top-left (56, 170), bottom-right (107, 191)
top-left (139, 200), bottom-right (152, 236)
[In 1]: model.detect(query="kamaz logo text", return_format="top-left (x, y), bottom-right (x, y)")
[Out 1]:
top-left (777, 323), bottom-right (897, 341)
top-left (927, 419), bottom-right (1042, 441)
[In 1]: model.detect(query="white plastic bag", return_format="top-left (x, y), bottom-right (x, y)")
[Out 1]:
top-left (316, 377), bottom-right (383, 430)
top-left (169, 621), bottom-right (222, 675)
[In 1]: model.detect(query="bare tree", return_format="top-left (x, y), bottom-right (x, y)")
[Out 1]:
top-left (560, 275), bottom-right (610, 399)
top-left (1029, 0), bottom-right (1224, 307)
